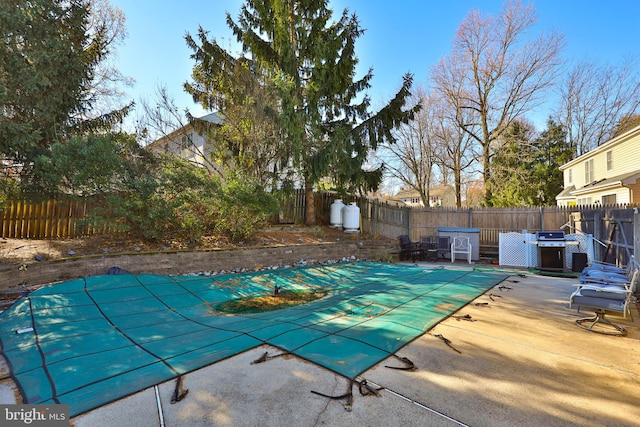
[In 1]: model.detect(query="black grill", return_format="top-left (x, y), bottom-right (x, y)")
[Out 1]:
top-left (535, 231), bottom-right (566, 247)
top-left (535, 231), bottom-right (566, 270)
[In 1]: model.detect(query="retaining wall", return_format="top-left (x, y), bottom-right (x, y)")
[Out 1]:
top-left (0, 240), bottom-right (395, 291)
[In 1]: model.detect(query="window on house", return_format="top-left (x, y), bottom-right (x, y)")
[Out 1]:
top-left (180, 134), bottom-right (194, 151)
top-left (606, 150), bottom-right (613, 171)
top-left (577, 197), bottom-right (592, 206)
top-left (602, 194), bottom-right (616, 205)
top-left (567, 168), bottom-right (572, 184)
top-left (584, 159), bottom-right (594, 183)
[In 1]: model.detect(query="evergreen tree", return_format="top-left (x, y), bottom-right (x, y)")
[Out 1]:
top-left (185, 29), bottom-right (283, 186)
top-left (531, 118), bottom-right (573, 205)
top-left (490, 120), bottom-right (537, 206)
top-left (212, 0), bottom-right (418, 224)
top-left (1, 0), bottom-right (133, 178)
top-left (491, 118), bottom-right (573, 206)
top-left (0, 0), bottom-right (91, 165)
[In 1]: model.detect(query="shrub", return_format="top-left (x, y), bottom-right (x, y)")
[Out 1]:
top-left (212, 173), bottom-right (279, 242)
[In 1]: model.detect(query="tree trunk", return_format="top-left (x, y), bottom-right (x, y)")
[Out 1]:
top-left (483, 143), bottom-right (493, 206)
top-left (304, 182), bottom-right (316, 226)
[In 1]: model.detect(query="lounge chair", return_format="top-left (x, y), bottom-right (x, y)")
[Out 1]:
top-left (580, 258), bottom-right (638, 286)
top-left (581, 255), bottom-right (635, 275)
top-left (569, 270), bottom-right (638, 336)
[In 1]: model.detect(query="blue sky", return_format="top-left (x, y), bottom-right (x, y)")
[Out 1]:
top-left (112, 0), bottom-right (640, 129)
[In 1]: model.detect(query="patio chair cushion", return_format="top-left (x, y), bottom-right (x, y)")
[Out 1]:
top-left (580, 270), bottom-right (629, 280)
top-left (570, 293), bottom-right (627, 310)
top-left (579, 286), bottom-right (628, 301)
top-left (579, 271), bottom-right (632, 285)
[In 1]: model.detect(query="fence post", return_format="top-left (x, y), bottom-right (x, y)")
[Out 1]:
top-left (468, 208), bottom-right (473, 228)
top-left (540, 206), bottom-right (545, 231)
top-left (372, 200), bottom-right (378, 236)
top-left (593, 211), bottom-right (602, 261)
top-left (634, 208), bottom-right (639, 262)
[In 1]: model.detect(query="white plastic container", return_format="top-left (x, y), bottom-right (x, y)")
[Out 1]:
top-left (342, 202), bottom-right (360, 233)
top-left (330, 199), bottom-right (346, 228)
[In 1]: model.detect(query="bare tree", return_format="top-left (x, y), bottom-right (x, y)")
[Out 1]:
top-left (135, 85), bottom-right (225, 177)
top-left (431, 0), bottom-right (564, 205)
top-left (135, 84), bottom-right (187, 146)
top-left (378, 86), bottom-right (438, 205)
top-left (83, 0), bottom-right (134, 122)
top-left (377, 87), bottom-right (477, 208)
top-left (557, 56), bottom-right (640, 155)
top-left (434, 111), bottom-right (477, 208)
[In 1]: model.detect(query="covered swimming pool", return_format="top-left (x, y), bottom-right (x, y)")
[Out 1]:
top-left (0, 261), bottom-right (510, 417)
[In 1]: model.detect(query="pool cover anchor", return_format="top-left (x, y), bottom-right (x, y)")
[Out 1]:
top-left (311, 378), bottom-right (383, 411)
top-left (357, 379), bottom-right (384, 397)
top-left (311, 379), bottom-right (354, 411)
top-left (452, 314), bottom-right (475, 321)
top-left (433, 333), bottom-right (462, 354)
top-left (170, 375), bottom-right (189, 404)
top-left (384, 355), bottom-right (416, 371)
top-left (250, 350), bottom-right (290, 365)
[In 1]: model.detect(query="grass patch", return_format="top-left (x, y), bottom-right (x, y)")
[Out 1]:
top-left (210, 290), bottom-right (328, 314)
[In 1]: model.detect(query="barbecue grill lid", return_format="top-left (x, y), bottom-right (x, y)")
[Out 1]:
top-left (535, 231), bottom-right (565, 240)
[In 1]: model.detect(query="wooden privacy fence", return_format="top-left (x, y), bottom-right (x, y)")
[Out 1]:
top-left (0, 199), bottom-right (114, 239)
top-left (344, 198), bottom-right (581, 246)
top-left (2, 193), bottom-right (637, 267)
top-left (409, 205), bottom-right (578, 250)
top-left (569, 206), bottom-right (636, 266)
top-left (318, 192), bottom-right (638, 264)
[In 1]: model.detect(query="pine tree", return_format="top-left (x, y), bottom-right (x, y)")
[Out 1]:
top-left (185, 28), bottom-right (283, 185)
top-left (1, 0), bottom-right (133, 178)
top-left (221, 0), bottom-right (418, 224)
top-left (0, 0), bottom-right (91, 165)
top-left (531, 118), bottom-right (573, 205)
top-left (490, 118), bottom-right (573, 206)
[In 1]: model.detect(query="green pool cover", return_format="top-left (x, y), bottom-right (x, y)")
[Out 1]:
top-left (0, 261), bottom-right (509, 417)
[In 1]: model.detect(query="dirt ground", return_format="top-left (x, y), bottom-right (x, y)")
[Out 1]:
top-left (0, 225), bottom-right (392, 264)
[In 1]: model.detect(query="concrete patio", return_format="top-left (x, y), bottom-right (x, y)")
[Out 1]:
top-left (2, 262), bottom-right (639, 426)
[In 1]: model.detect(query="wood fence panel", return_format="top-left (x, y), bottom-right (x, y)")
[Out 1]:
top-left (0, 199), bottom-right (107, 239)
top-left (1, 193), bottom-right (635, 268)
top-left (328, 195), bottom-right (635, 265)
top-left (571, 206), bottom-right (635, 266)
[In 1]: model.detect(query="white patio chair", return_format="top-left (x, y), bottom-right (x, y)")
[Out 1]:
top-left (451, 236), bottom-right (472, 264)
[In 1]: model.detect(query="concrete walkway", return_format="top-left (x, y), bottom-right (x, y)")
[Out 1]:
top-left (3, 263), bottom-right (639, 426)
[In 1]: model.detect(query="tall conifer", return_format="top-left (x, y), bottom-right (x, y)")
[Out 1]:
top-left (200, 0), bottom-right (418, 224)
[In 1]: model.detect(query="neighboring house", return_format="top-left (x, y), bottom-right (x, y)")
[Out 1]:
top-left (556, 124), bottom-right (640, 206)
top-left (146, 112), bottom-right (223, 173)
top-left (394, 185), bottom-right (456, 208)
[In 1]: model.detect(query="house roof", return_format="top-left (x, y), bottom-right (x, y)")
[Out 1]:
top-left (430, 185), bottom-right (454, 197)
top-left (555, 185), bottom-right (575, 200)
top-left (199, 112), bottom-right (223, 125)
top-left (393, 185), bottom-right (454, 200)
top-left (146, 112), bottom-right (223, 149)
top-left (394, 188), bottom-right (419, 199)
top-left (560, 123), bottom-right (640, 170)
top-left (569, 171), bottom-right (640, 196)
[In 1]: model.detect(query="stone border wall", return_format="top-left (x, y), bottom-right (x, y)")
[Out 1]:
top-left (0, 241), bottom-right (395, 291)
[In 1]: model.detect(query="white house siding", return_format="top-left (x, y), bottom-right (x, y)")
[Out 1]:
top-left (594, 188), bottom-right (630, 205)
top-left (611, 141), bottom-right (640, 176)
top-left (557, 125), bottom-right (640, 206)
